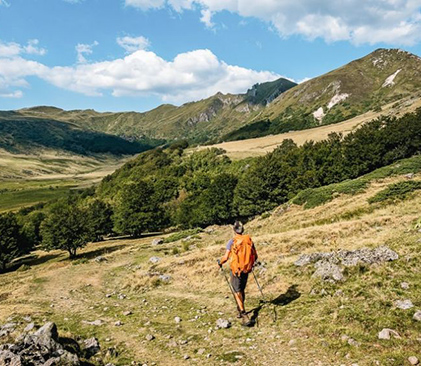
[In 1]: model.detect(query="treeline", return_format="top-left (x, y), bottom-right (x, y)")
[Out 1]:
top-left (1, 109), bottom-right (420, 271)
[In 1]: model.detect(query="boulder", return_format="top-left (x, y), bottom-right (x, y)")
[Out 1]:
top-left (215, 319), bottom-right (231, 329)
top-left (83, 338), bottom-right (100, 358)
top-left (395, 299), bottom-right (414, 310)
top-left (312, 261), bottom-right (344, 282)
top-left (413, 310), bottom-right (421, 321)
top-left (151, 238), bottom-right (164, 246)
top-left (408, 356), bottom-right (419, 365)
top-left (378, 328), bottom-right (401, 340)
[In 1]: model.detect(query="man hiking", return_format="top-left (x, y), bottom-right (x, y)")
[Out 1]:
top-left (218, 221), bottom-right (258, 324)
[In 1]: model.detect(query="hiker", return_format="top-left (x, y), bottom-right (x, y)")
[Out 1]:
top-left (218, 221), bottom-right (258, 322)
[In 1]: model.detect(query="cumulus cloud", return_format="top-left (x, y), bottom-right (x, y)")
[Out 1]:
top-left (76, 41), bottom-right (98, 64)
top-left (117, 36), bottom-right (150, 53)
top-left (0, 90), bottom-right (23, 98)
top-left (0, 43), bottom-right (281, 102)
top-left (125, 0), bottom-right (421, 45)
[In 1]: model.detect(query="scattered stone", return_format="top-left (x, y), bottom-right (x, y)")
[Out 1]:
top-left (151, 238), bottom-right (164, 246)
top-left (395, 299), bottom-right (414, 310)
top-left (288, 339), bottom-right (296, 346)
top-left (84, 338), bottom-right (100, 358)
top-left (183, 355), bottom-right (190, 360)
top-left (408, 356), bottom-right (419, 365)
top-left (179, 340), bottom-right (188, 345)
top-left (94, 256), bottom-right (108, 263)
top-left (347, 338), bottom-right (360, 347)
top-left (123, 311), bottom-right (132, 316)
top-left (378, 328), bottom-right (401, 340)
top-left (105, 294), bottom-right (113, 298)
top-left (405, 173), bottom-right (415, 179)
top-left (145, 334), bottom-right (155, 341)
top-left (413, 310), bottom-right (421, 321)
top-left (215, 319), bottom-right (231, 329)
top-left (197, 348), bottom-right (205, 355)
top-left (82, 320), bottom-right (103, 326)
top-left (114, 321), bottom-right (123, 327)
top-left (340, 335), bottom-right (350, 342)
top-left (149, 257), bottom-right (161, 264)
top-left (401, 282), bottom-right (410, 290)
top-left (117, 294), bottom-right (126, 300)
top-left (22, 317), bottom-right (32, 323)
top-left (159, 275), bottom-right (172, 282)
top-left (174, 317), bottom-right (182, 323)
top-left (334, 290), bottom-right (344, 297)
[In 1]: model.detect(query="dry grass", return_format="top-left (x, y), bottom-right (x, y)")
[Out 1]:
top-left (198, 97), bottom-right (421, 159)
top-left (1, 173), bottom-right (420, 365)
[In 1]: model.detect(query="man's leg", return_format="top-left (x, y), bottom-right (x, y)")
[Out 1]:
top-left (234, 292), bottom-right (245, 312)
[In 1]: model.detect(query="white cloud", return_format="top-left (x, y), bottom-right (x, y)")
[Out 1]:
top-left (0, 44), bottom-right (281, 102)
top-left (0, 39), bottom-right (46, 57)
top-left (125, 0), bottom-right (421, 45)
top-left (0, 90), bottom-right (23, 98)
top-left (200, 9), bottom-right (214, 28)
top-left (76, 41), bottom-right (98, 64)
top-left (117, 36), bottom-right (150, 53)
top-left (0, 0), bottom-right (10, 7)
top-left (125, 0), bottom-right (165, 10)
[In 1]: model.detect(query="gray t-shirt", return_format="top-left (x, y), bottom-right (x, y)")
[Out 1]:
top-left (226, 239), bottom-right (234, 251)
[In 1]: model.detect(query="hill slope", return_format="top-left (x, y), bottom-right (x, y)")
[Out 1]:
top-left (1, 157), bottom-right (420, 365)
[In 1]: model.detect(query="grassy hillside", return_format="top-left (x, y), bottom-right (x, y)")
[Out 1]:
top-left (0, 113), bottom-right (156, 155)
top-left (1, 159), bottom-right (420, 365)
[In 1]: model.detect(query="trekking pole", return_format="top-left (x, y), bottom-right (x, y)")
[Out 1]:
top-left (252, 268), bottom-right (266, 302)
top-left (252, 268), bottom-right (277, 322)
top-left (217, 260), bottom-right (239, 308)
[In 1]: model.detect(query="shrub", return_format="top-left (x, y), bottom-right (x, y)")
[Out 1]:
top-left (368, 181), bottom-right (421, 204)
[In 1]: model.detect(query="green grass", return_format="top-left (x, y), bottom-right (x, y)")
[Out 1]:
top-left (0, 182), bottom-right (78, 212)
top-left (163, 228), bottom-right (202, 243)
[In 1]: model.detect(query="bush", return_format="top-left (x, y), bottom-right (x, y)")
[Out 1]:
top-left (368, 181), bottom-right (421, 204)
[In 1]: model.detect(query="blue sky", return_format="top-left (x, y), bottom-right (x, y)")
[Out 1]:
top-left (1, 0), bottom-right (421, 112)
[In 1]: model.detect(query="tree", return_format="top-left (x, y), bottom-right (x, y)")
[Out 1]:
top-left (40, 200), bottom-right (90, 258)
top-left (0, 212), bottom-right (27, 272)
top-left (86, 199), bottom-right (113, 242)
top-left (113, 180), bottom-right (165, 237)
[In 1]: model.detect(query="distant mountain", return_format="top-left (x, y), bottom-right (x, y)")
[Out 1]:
top-left (17, 78), bottom-right (297, 144)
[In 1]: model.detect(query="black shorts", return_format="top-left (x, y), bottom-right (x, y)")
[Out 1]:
top-left (230, 272), bottom-right (249, 293)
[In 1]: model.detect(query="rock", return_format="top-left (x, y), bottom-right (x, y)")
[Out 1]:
top-left (114, 321), bottom-right (123, 327)
top-left (183, 355), bottom-right (190, 360)
top-left (215, 319), bottom-right (231, 329)
top-left (295, 246), bottom-right (398, 268)
top-left (400, 282), bottom-right (410, 290)
top-left (94, 256), bottom-right (108, 263)
top-left (82, 320), bottom-right (103, 326)
top-left (34, 322), bottom-right (58, 341)
top-left (288, 339), bottom-right (296, 346)
top-left (0, 351), bottom-right (22, 366)
top-left (174, 317), bottom-right (182, 323)
top-left (378, 328), bottom-right (401, 340)
top-left (24, 323), bottom-right (35, 332)
top-left (123, 311), bottom-right (132, 316)
top-left (408, 356), bottom-right (419, 365)
top-left (105, 293), bottom-right (112, 298)
top-left (413, 310), bottom-right (421, 321)
top-left (151, 238), bottom-right (164, 246)
top-left (149, 257), bottom-right (161, 264)
top-left (83, 338), bottom-right (100, 358)
top-left (145, 334), bottom-right (155, 341)
top-left (312, 261), bottom-right (344, 282)
top-left (197, 348), bottom-right (205, 355)
top-left (117, 294), bottom-right (126, 300)
top-left (347, 338), bottom-right (360, 347)
top-left (395, 299), bottom-right (414, 310)
top-left (159, 274), bottom-right (172, 282)
top-left (405, 173), bottom-right (415, 179)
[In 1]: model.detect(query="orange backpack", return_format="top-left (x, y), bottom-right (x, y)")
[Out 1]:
top-left (230, 234), bottom-right (257, 276)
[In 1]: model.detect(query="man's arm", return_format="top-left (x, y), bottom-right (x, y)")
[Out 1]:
top-left (220, 250), bottom-right (231, 266)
